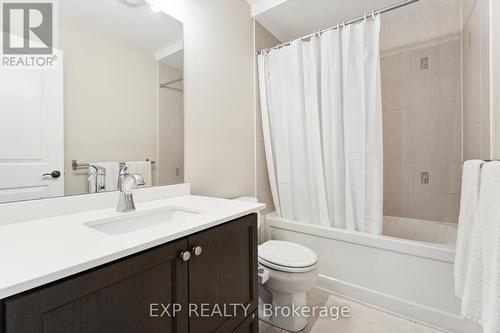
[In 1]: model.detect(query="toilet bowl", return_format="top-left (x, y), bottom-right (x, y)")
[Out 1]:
top-left (258, 240), bottom-right (319, 332)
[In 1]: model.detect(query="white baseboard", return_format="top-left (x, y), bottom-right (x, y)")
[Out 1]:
top-left (315, 274), bottom-right (482, 333)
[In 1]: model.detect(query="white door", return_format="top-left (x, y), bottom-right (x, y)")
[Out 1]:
top-left (0, 59), bottom-right (64, 204)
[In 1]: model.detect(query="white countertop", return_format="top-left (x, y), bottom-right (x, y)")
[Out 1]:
top-left (0, 195), bottom-right (264, 299)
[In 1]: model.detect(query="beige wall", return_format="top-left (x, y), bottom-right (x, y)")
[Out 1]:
top-left (255, 22), bottom-right (280, 214)
top-left (159, 64), bottom-right (184, 185)
top-left (381, 1), bottom-right (462, 223)
top-left (61, 21), bottom-right (158, 196)
top-left (159, 0), bottom-right (256, 198)
top-left (462, 0), bottom-right (491, 160)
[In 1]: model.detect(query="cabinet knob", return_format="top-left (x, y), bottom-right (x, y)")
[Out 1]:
top-left (179, 251), bottom-right (191, 262)
top-left (192, 246), bottom-right (203, 256)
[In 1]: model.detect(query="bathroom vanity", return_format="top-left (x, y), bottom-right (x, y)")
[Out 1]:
top-left (0, 188), bottom-right (263, 333)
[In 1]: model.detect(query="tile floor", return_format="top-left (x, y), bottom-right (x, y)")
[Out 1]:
top-left (258, 288), bottom-right (448, 333)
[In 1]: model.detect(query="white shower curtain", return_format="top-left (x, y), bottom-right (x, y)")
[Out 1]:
top-left (258, 16), bottom-right (383, 234)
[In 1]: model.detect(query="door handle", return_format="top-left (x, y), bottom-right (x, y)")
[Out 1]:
top-left (42, 171), bottom-right (62, 179)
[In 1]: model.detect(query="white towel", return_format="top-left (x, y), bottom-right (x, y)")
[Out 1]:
top-left (461, 161), bottom-right (500, 333)
top-left (455, 160), bottom-right (483, 298)
top-left (90, 162), bottom-right (120, 192)
top-left (125, 161), bottom-right (152, 187)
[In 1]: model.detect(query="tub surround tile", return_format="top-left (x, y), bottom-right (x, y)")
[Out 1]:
top-left (384, 191), bottom-right (411, 218)
top-left (382, 20), bottom-right (463, 224)
top-left (462, 0), bottom-right (490, 161)
top-left (438, 40), bottom-right (461, 74)
top-left (438, 1), bottom-right (461, 36)
top-left (411, 192), bottom-right (441, 221)
top-left (439, 193), bottom-right (461, 223)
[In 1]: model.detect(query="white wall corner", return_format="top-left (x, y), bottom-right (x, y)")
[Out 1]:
top-left (155, 40), bottom-right (184, 62)
top-left (491, 0), bottom-right (500, 158)
top-left (249, 0), bottom-right (288, 17)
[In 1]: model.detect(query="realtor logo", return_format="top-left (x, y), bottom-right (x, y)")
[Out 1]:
top-left (2, 2), bottom-right (53, 54)
top-left (1, 1), bottom-right (57, 68)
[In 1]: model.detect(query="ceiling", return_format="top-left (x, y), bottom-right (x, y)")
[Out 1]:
top-left (60, 0), bottom-right (183, 61)
top-left (248, 0), bottom-right (456, 42)
top-left (160, 49), bottom-right (184, 70)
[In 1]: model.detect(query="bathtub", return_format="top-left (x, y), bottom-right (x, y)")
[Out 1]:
top-left (264, 214), bottom-right (482, 333)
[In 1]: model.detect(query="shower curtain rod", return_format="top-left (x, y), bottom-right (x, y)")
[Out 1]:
top-left (256, 0), bottom-right (419, 55)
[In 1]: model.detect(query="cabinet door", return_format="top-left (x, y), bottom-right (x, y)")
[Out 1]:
top-left (4, 239), bottom-right (189, 333)
top-left (188, 214), bottom-right (258, 333)
top-left (232, 311), bottom-right (258, 333)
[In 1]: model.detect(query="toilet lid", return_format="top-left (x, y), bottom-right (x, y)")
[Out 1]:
top-left (258, 241), bottom-right (318, 271)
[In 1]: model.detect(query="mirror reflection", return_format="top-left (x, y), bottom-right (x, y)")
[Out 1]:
top-left (0, 0), bottom-right (184, 204)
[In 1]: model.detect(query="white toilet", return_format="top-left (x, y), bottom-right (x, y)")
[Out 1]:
top-left (258, 240), bottom-right (319, 332)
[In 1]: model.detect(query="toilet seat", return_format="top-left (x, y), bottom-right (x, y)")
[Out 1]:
top-left (258, 240), bottom-right (318, 273)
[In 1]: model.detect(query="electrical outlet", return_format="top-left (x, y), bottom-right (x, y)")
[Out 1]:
top-left (421, 172), bottom-right (429, 184)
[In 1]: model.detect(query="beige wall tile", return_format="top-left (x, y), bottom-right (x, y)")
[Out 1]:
top-left (438, 133), bottom-right (462, 164)
top-left (439, 73), bottom-right (462, 104)
top-left (439, 1), bottom-right (462, 36)
top-left (384, 191), bottom-right (411, 218)
top-left (382, 4), bottom-right (464, 222)
top-left (439, 40), bottom-right (461, 75)
top-left (383, 109), bottom-right (402, 137)
top-left (439, 162), bottom-right (462, 194)
top-left (440, 193), bottom-right (461, 223)
top-left (411, 78), bottom-right (440, 108)
top-left (480, 0), bottom-right (490, 79)
top-left (411, 108), bottom-right (439, 136)
top-left (411, 192), bottom-right (441, 221)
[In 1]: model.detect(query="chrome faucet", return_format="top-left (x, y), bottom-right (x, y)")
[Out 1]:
top-left (116, 166), bottom-right (145, 213)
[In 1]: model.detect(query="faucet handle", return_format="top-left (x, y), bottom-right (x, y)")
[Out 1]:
top-left (121, 177), bottom-right (134, 195)
top-left (120, 166), bottom-right (129, 176)
top-left (132, 174), bottom-right (145, 186)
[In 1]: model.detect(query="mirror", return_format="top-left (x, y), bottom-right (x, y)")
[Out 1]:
top-left (0, 0), bottom-right (184, 204)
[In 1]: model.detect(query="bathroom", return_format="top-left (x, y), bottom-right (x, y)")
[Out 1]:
top-left (0, 0), bottom-right (499, 332)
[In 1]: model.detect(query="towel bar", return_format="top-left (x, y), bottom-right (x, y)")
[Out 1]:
top-left (72, 159), bottom-right (156, 171)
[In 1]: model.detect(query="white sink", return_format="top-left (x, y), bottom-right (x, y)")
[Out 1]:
top-left (84, 207), bottom-right (200, 236)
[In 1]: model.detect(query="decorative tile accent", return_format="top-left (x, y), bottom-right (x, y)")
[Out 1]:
top-left (421, 172), bottom-right (429, 184)
top-left (420, 57), bottom-right (429, 70)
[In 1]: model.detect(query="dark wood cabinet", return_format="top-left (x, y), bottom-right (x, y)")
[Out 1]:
top-left (0, 214), bottom-right (258, 333)
top-left (232, 311), bottom-right (258, 333)
top-left (188, 214), bottom-right (258, 333)
top-left (4, 239), bottom-right (189, 333)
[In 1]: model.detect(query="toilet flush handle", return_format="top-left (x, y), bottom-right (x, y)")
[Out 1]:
top-left (258, 266), bottom-right (269, 284)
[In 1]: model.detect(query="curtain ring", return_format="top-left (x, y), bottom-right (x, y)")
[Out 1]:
top-left (342, 20), bottom-right (346, 28)
top-left (364, 13), bottom-right (367, 21)
top-left (336, 23), bottom-right (340, 30)
top-left (372, 10), bottom-right (376, 20)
